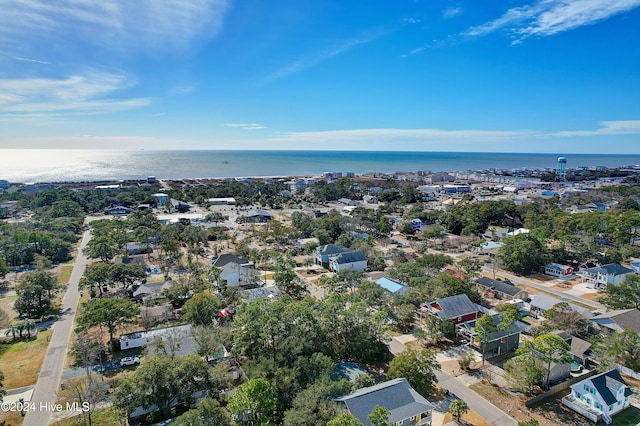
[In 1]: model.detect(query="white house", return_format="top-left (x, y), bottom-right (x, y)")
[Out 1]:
top-left (119, 324), bottom-right (192, 351)
top-left (581, 263), bottom-right (634, 289)
top-left (562, 369), bottom-right (633, 424)
top-left (329, 251), bottom-right (367, 273)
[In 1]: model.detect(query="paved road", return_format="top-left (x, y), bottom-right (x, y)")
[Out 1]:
top-left (24, 230), bottom-right (91, 426)
top-left (435, 370), bottom-right (518, 426)
top-left (485, 266), bottom-right (606, 311)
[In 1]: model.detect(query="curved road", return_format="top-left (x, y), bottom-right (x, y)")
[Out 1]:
top-left (24, 230), bottom-right (91, 426)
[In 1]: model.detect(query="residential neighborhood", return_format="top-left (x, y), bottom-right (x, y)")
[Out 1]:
top-left (1, 166), bottom-right (640, 426)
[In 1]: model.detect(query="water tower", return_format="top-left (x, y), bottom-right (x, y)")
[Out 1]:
top-left (557, 157), bottom-right (567, 180)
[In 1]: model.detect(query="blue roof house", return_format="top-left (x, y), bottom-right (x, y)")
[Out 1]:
top-left (375, 277), bottom-right (409, 296)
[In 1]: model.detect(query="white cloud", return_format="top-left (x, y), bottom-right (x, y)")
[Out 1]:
top-left (465, 0), bottom-right (640, 41)
top-left (556, 120), bottom-right (640, 136)
top-left (443, 7), bottom-right (462, 19)
top-left (14, 56), bottom-right (51, 65)
top-left (0, 0), bottom-right (232, 53)
top-left (0, 72), bottom-right (150, 116)
top-left (258, 29), bottom-right (387, 86)
top-left (267, 121), bottom-right (640, 149)
top-left (225, 123), bottom-right (267, 130)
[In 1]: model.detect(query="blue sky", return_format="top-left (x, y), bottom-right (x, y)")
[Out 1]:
top-left (1, 0), bottom-right (639, 153)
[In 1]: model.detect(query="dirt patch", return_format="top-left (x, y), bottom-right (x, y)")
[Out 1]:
top-left (550, 282), bottom-right (573, 291)
top-left (526, 273), bottom-right (555, 283)
top-left (470, 382), bottom-right (589, 426)
top-left (579, 292), bottom-right (601, 301)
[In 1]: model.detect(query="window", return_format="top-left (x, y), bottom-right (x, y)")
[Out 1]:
top-left (410, 416), bottom-right (415, 421)
top-left (609, 404), bottom-right (614, 411)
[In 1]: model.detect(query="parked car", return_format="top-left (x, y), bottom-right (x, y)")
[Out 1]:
top-left (120, 356), bottom-right (140, 367)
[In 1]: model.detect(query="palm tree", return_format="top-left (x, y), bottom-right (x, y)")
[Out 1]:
top-left (21, 319), bottom-right (36, 338)
top-left (5, 323), bottom-right (19, 342)
top-left (450, 399), bottom-right (468, 422)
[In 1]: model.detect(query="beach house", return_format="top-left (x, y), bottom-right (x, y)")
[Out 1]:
top-left (562, 369), bottom-right (633, 424)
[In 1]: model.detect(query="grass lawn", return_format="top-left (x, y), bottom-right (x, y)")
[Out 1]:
top-left (51, 407), bottom-right (122, 426)
top-left (0, 328), bottom-right (53, 389)
top-left (612, 406), bottom-right (640, 426)
top-left (58, 265), bottom-right (74, 285)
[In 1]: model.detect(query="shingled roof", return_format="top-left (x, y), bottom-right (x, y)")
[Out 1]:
top-left (334, 378), bottom-right (435, 426)
top-left (588, 369), bottom-right (633, 406)
top-left (477, 277), bottom-right (523, 297)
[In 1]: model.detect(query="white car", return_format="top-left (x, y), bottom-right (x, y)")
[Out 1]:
top-left (120, 356), bottom-right (140, 367)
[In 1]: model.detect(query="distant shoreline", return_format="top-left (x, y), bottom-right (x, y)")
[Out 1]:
top-left (1, 150), bottom-right (638, 184)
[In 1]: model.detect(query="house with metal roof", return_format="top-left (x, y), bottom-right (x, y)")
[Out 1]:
top-left (544, 263), bottom-right (574, 277)
top-left (334, 378), bottom-right (435, 426)
top-left (528, 293), bottom-right (593, 319)
top-left (580, 263), bottom-right (634, 289)
top-left (375, 277), bottom-right (409, 295)
top-left (329, 251), bottom-right (368, 272)
top-left (476, 277), bottom-right (528, 301)
top-left (313, 244), bottom-right (353, 266)
top-left (562, 369), bottom-right (633, 424)
top-left (423, 294), bottom-right (479, 326)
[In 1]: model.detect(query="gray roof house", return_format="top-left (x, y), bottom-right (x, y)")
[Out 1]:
top-left (423, 294), bottom-right (479, 325)
top-left (313, 244), bottom-right (353, 266)
top-left (477, 277), bottom-right (528, 300)
top-left (329, 251), bottom-right (368, 273)
top-left (528, 294), bottom-right (593, 319)
top-left (581, 263), bottom-right (634, 289)
top-left (334, 378), bottom-right (435, 426)
top-left (591, 309), bottom-right (640, 333)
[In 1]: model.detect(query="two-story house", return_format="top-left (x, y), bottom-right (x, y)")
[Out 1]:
top-left (422, 294), bottom-right (479, 326)
top-left (562, 369), bottom-right (633, 424)
top-left (580, 263), bottom-right (633, 289)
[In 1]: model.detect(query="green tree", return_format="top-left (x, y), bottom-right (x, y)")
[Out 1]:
top-left (598, 274), bottom-right (640, 310)
top-left (183, 292), bottom-right (221, 326)
top-left (174, 397), bottom-right (233, 426)
top-left (449, 399), bottom-right (468, 421)
top-left (327, 412), bottom-right (363, 426)
top-left (114, 355), bottom-right (213, 419)
top-left (0, 255), bottom-right (9, 280)
top-left (591, 329), bottom-right (640, 372)
top-left (227, 378), bottom-right (277, 426)
top-left (498, 234), bottom-right (547, 275)
top-left (282, 378), bottom-right (352, 426)
top-left (83, 235), bottom-right (116, 263)
top-left (387, 349), bottom-right (440, 397)
top-left (14, 281), bottom-right (51, 318)
top-left (504, 352), bottom-right (544, 394)
top-left (79, 262), bottom-right (112, 298)
top-left (474, 314), bottom-right (497, 366)
top-left (530, 334), bottom-right (571, 389)
top-left (368, 405), bottom-right (392, 426)
top-left (109, 263), bottom-right (146, 290)
top-left (21, 270), bottom-right (57, 298)
top-left (78, 298), bottom-right (140, 349)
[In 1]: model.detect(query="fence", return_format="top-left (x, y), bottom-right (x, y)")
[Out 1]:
top-left (615, 363), bottom-right (640, 380)
top-left (525, 370), bottom-right (597, 408)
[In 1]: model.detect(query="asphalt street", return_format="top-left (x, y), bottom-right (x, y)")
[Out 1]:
top-left (24, 230), bottom-right (90, 426)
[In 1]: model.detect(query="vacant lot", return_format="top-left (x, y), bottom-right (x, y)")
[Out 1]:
top-left (0, 328), bottom-right (53, 389)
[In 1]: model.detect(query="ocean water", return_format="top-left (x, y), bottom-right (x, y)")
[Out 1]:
top-left (0, 149), bottom-right (638, 183)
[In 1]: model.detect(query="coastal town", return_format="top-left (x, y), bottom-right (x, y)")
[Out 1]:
top-left (1, 161), bottom-right (640, 426)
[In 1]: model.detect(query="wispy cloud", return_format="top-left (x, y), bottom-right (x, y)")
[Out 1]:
top-left (0, 72), bottom-right (150, 116)
top-left (258, 29), bottom-right (387, 86)
top-left (267, 121), bottom-right (640, 149)
top-left (443, 7), bottom-right (462, 19)
top-left (465, 0), bottom-right (640, 42)
top-left (225, 123), bottom-right (267, 130)
top-left (15, 56), bottom-right (51, 65)
top-left (0, 0), bottom-right (232, 53)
